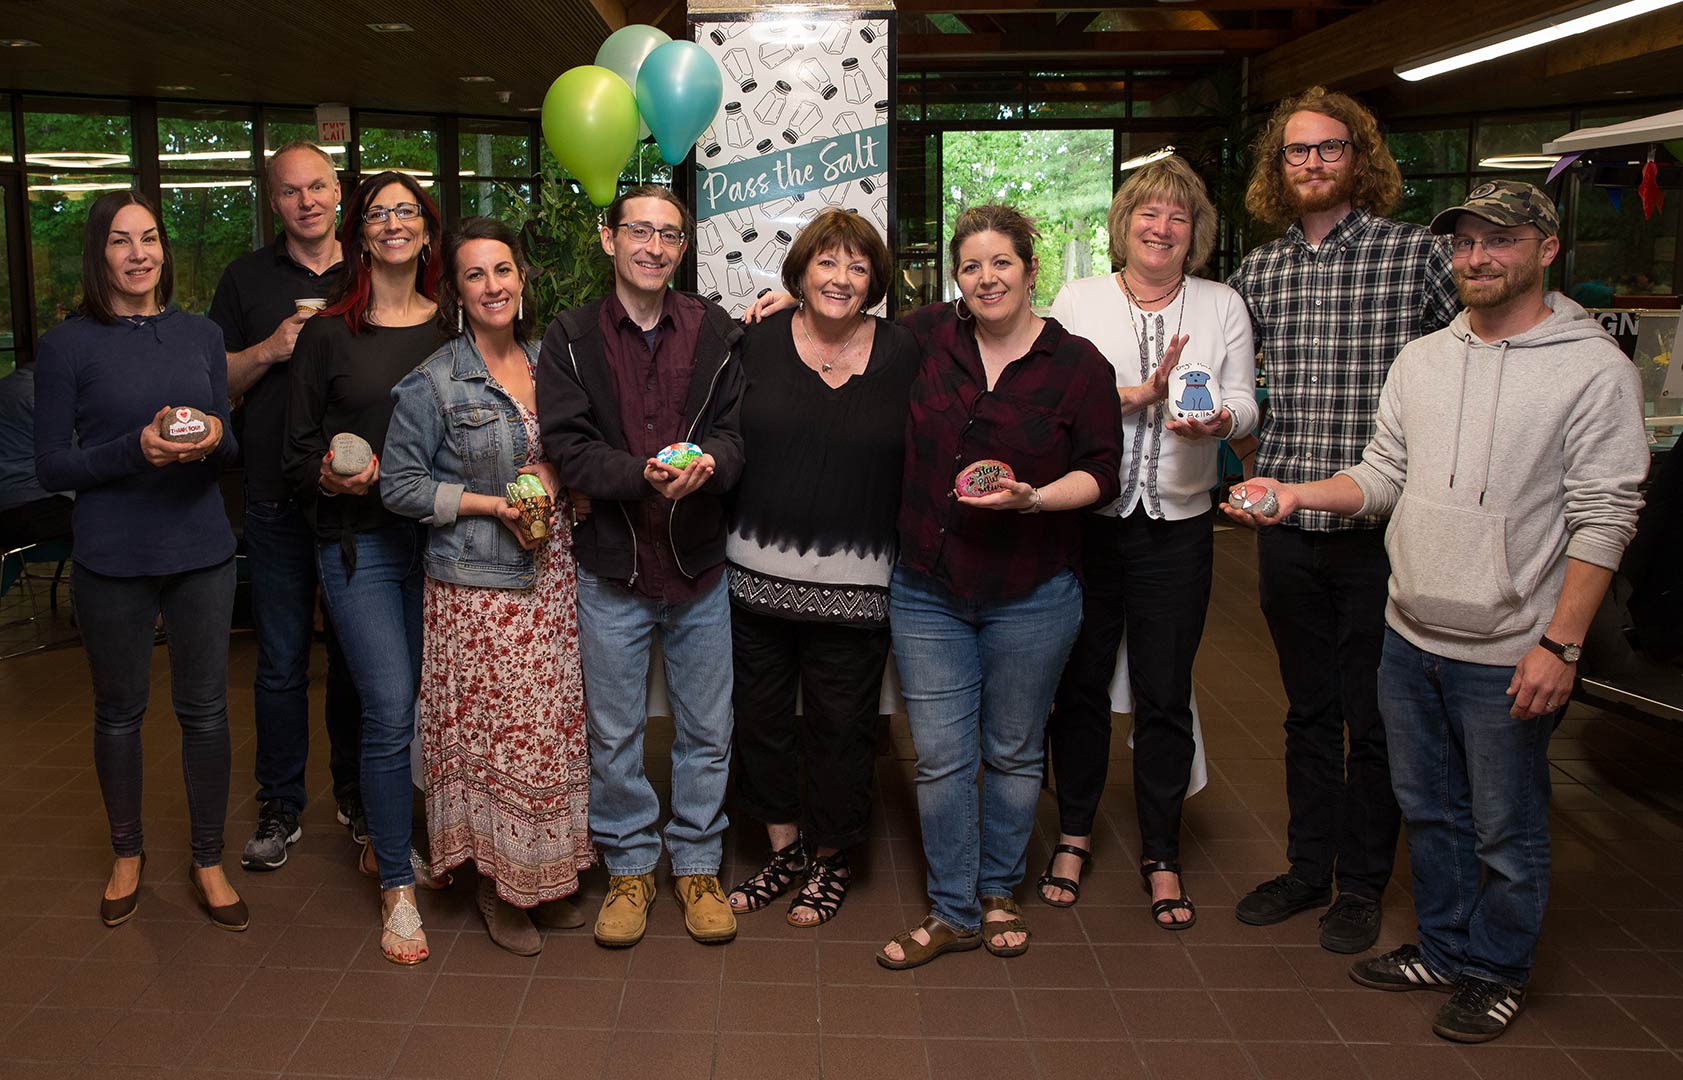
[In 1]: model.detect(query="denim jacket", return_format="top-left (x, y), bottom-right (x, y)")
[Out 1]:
top-left (381, 333), bottom-right (545, 589)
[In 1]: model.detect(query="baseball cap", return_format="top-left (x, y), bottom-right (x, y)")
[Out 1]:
top-left (1430, 180), bottom-right (1559, 237)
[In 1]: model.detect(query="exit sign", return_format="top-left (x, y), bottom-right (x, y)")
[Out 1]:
top-left (315, 103), bottom-right (351, 146)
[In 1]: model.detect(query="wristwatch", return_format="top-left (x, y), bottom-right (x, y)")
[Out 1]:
top-left (1539, 634), bottom-right (1582, 663)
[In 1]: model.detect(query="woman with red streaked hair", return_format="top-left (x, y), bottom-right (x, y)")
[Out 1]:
top-left (283, 170), bottom-right (450, 964)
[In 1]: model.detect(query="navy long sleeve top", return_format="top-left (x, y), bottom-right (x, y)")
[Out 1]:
top-left (33, 308), bottom-right (238, 576)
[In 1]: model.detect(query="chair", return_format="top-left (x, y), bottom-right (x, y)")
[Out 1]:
top-left (0, 537), bottom-right (73, 613)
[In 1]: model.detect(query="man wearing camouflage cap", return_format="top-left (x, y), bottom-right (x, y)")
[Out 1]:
top-left (1224, 180), bottom-right (1649, 1042)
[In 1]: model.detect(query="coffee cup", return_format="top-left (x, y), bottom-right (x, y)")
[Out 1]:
top-left (294, 298), bottom-right (327, 316)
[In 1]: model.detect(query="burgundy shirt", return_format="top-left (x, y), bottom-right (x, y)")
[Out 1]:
top-left (897, 303), bottom-right (1122, 602)
top-left (598, 290), bottom-right (720, 601)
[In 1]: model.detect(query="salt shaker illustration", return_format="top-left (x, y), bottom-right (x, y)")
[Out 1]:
top-left (858, 26), bottom-right (877, 44)
top-left (762, 194), bottom-right (803, 219)
top-left (723, 208), bottom-right (758, 244)
top-left (725, 251), bottom-right (753, 297)
top-left (1168, 361), bottom-right (1220, 423)
top-left (833, 111), bottom-right (862, 136)
top-left (755, 230), bottom-right (793, 271)
top-left (841, 58), bottom-right (870, 104)
top-left (707, 23), bottom-right (745, 45)
top-left (819, 21), bottom-right (850, 54)
top-left (874, 98), bottom-right (889, 125)
top-left (872, 46), bottom-right (888, 80)
top-left (721, 48), bottom-right (756, 94)
top-left (759, 38), bottom-right (799, 67)
top-left (782, 100), bottom-right (822, 144)
top-left (754, 81), bottom-right (792, 127)
top-left (696, 261), bottom-right (720, 299)
top-left (797, 58), bottom-right (838, 100)
top-left (723, 102), bottom-right (751, 148)
top-left (696, 219), bottom-right (723, 257)
top-left (754, 138), bottom-right (776, 156)
top-left (872, 196), bottom-right (888, 227)
top-left (698, 124), bottom-right (723, 160)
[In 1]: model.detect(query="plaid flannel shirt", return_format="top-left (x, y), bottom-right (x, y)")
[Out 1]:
top-left (1227, 209), bottom-right (1458, 532)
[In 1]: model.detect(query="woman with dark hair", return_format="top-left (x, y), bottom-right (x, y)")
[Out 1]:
top-left (723, 208), bottom-right (919, 928)
top-left (382, 217), bottom-right (594, 955)
top-left (284, 171), bottom-right (449, 964)
top-left (34, 190), bottom-right (246, 931)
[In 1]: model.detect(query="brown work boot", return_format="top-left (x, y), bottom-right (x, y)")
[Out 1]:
top-left (593, 873), bottom-right (656, 948)
top-left (674, 874), bottom-right (738, 944)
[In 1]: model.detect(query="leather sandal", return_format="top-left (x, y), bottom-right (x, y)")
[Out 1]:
top-left (1140, 859), bottom-right (1196, 931)
top-left (876, 914), bottom-right (982, 970)
top-left (787, 849), bottom-right (849, 927)
top-left (728, 834), bottom-right (807, 914)
top-left (980, 895), bottom-right (1031, 957)
top-left (1035, 843), bottom-right (1092, 908)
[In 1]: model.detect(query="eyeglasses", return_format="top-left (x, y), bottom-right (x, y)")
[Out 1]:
top-left (1279, 138), bottom-right (1351, 166)
top-left (612, 221), bottom-right (686, 246)
top-left (361, 202), bottom-right (421, 224)
top-left (1449, 234), bottom-right (1543, 257)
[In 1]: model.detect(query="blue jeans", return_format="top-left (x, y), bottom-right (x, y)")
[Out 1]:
top-left (316, 525), bottom-right (425, 889)
top-left (890, 567), bottom-right (1083, 932)
top-left (245, 498), bottom-right (362, 816)
top-left (73, 558), bottom-right (236, 866)
top-left (575, 569), bottom-right (734, 876)
top-left (1380, 629), bottom-right (1556, 987)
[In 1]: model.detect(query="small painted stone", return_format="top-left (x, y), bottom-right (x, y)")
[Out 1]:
top-left (955, 459), bottom-right (1014, 497)
top-left (1230, 484), bottom-right (1278, 517)
top-left (656, 442), bottom-right (704, 470)
top-left (1168, 361), bottom-right (1220, 423)
top-left (159, 406), bottom-right (210, 443)
top-left (508, 473), bottom-right (547, 500)
top-left (329, 432), bottom-right (374, 476)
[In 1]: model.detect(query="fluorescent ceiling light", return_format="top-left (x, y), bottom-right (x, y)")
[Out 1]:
top-left (1479, 154), bottom-right (1562, 169)
top-left (1119, 145), bottom-right (1176, 171)
top-left (1396, 0), bottom-right (1683, 81)
top-left (26, 152), bottom-right (131, 168)
top-left (31, 182), bottom-right (131, 193)
top-left (367, 22), bottom-right (415, 32)
top-left (262, 146), bottom-right (347, 156)
top-left (165, 180), bottom-right (253, 189)
top-left (0, 39), bottom-right (40, 47)
top-left (459, 76), bottom-right (495, 83)
top-left (158, 150), bottom-right (253, 162)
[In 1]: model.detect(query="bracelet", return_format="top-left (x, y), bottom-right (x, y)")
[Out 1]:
top-left (317, 481), bottom-right (339, 497)
top-left (1018, 486), bottom-right (1044, 514)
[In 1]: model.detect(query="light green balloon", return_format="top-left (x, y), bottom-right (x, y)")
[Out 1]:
top-left (596, 24), bottom-right (671, 141)
top-left (1665, 139), bottom-right (1683, 166)
top-left (541, 65), bottom-right (639, 207)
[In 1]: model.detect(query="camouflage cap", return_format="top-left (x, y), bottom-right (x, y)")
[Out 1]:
top-left (1430, 180), bottom-right (1559, 237)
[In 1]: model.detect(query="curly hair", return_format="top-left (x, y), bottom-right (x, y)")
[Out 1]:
top-left (1107, 154), bottom-right (1217, 274)
top-left (1244, 86), bottom-right (1402, 229)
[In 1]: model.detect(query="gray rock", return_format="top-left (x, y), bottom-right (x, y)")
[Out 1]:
top-left (159, 406), bottom-right (210, 443)
top-left (329, 432), bottom-right (374, 476)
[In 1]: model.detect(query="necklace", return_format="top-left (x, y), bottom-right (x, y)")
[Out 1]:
top-left (1121, 276), bottom-right (1186, 369)
top-left (1120, 269), bottom-right (1184, 306)
top-left (798, 310), bottom-right (868, 375)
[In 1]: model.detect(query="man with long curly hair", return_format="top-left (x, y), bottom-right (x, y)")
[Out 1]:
top-left (1226, 86), bottom-right (1459, 954)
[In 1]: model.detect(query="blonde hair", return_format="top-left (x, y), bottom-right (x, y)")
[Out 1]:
top-left (1106, 154), bottom-right (1217, 273)
top-left (1244, 86), bottom-right (1402, 229)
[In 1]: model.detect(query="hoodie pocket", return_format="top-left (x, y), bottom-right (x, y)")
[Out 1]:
top-left (1385, 492), bottom-right (1525, 638)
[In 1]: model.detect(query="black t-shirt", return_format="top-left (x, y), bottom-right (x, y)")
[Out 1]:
top-left (207, 234), bottom-right (345, 502)
top-left (283, 315), bottom-right (448, 543)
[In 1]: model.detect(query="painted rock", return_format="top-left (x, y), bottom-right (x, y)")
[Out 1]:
top-left (1168, 361), bottom-right (1220, 423)
top-left (656, 442), bottom-right (704, 470)
top-left (505, 476), bottom-right (553, 541)
top-left (160, 406), bottom-right (210, 443)
top-left (329, 432), bottom-right (375, 476)
top-left (955, 459), bottom-right (1015, 497)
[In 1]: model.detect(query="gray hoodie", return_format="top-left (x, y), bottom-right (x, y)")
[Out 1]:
top-left (1341, 292), bottom-right (1648, 665)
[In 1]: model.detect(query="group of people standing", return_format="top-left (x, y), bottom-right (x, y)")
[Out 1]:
top-left (28, 81), bottom-right (1648, 1047)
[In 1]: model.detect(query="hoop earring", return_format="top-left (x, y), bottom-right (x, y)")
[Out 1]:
top-left (953, 297), bottom-right (973, 322)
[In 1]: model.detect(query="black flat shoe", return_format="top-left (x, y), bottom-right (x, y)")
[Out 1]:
top-left (100, 852), bottom-right (146, 927)
top-left (188, 865), bottom-right (250, 932)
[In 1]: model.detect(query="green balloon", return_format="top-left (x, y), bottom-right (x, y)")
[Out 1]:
top-left (596, 24), bottom-right (671, 141)
top-left (542, 66), bottom-right (639, 207)
top-left (1665, 139), bottom-right (1683, 165)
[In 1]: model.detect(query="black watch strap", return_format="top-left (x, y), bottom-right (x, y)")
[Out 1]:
top-left (1539, 634), bottom-right (1582, 663)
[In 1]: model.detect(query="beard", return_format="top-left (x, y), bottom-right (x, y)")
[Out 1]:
top-left (1454, 256), bottom-right (1544, 309)
top-left (1287, 166), bottom-right (1358, 215)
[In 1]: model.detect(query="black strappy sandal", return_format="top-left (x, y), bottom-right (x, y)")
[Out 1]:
top-left (728, 835), bottom-right (807, 914)
top-left (787, 849), bottom-right (850, 927)
top-left (1140, 859), bottom-right (1196, 931)
top-left (1035, 843), bottom-right (1092, 908)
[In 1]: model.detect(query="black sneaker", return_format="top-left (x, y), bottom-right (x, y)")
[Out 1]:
top-left (1319, 892), bottom-right (1382, 953)
top-left (336, 793), bottom-right (369, 845)
top-left (1433, 975), bottom-right (1525, 1043)
top-left (1235, 873), bottom-right (1331, 926)
top-left (1349, 944), bottom-right (1456, 992)
top-left (241, 801), bottom-right (302, 871)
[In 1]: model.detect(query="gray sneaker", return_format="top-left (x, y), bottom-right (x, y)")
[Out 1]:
top-left (242, 802), bottom-right (302, 870)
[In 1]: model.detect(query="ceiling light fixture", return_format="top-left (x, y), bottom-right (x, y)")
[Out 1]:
top-left (0, 38), bottom-right (40, 47)
top-left (1119, 145), bottom-right (1176, 171)
top-left (1396, 0), bottom-right (1683, 81)
top-left (367, 22), bottom-right (415, 32)
top-left (158, 150), bottom-right (253, 162)
top-left (25, 151), bottom-right (132, 168)
top-left (459, 75), bottom-right (495, 83)
top-left (1478, 154), bottom-right (1562, 169)
top-left (158, 85), bottom-right (194, 92)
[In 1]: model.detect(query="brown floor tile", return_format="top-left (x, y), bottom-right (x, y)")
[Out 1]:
top-left (1134, 1039), bottom-right (1256, 1080)
top-left (819, 1035), bottom-right (931, 1080)
top-left (224, 966), bottom-right (342, 1019)
top-left (711, 1032), bottom-right (821, 1080)
top-left (1093, 942), bottom-right (1203, 990)
top-left (1113, 988), bottom-right (1231, 1040)
top-left (1029, 1038), bottom-right (1147, 1079)
top-left (531, 933), bottom-right (632, 980)
top-left (496, 1028), bottom-right (611, 1080)
top-left (186, 1012), bottom-right (309, 1071)
top-left (391, 1023), bottom-right (510, 1079)
top-left (722, 936), bottom-right (818, 983)
top-left (1616, 996), bottom-right (1683, 1049)
top-left (916, 986), bottom-right (1023, 1039)
top-left (1312, 987), bottom-right (1445, 1045)
top-left (1002, 942), bottom-right (1106, 988)
top-left (1568, 1049), bottom-right (1683, 1079)
top-left (718, 980), bottom-right (819, 1034)
top-left (516, 977), bottom-right (622, 1029)
top-left (1245, 1042), bottom-right (1363, 1080)
top-left (1459, 1045), bottom-right (1598, 1080)
top-left (819, 984), bottom-right (921, 1036)
top-left (285, 1017), bottom-right (406, 1076)
top-left (1211, 988), bottom-right (1338, 1042)
top-left (0, 1006), bottom-right (122, 1064)
top-left (417, 972), bottom-right (528, 1026)
top-left (1187, 944), bottom-right (1301, 989)
top-left (613, 977), bottom-right (720, 1032)
top-left (41, 959), bottom-right (158, 1011)
top-left (623, 933), bottom-right (727, 982)
top-left (322, 968), bottom-right (438, 1023)
top-left (1015, 986), bottom-right (1125, 1040)
top-left (1528, 993), bottom-right (1664, 1049)
top-left (816, 940), bottom-right (905, 986)
top-left (129, 959), bottom-right (251, 1012)
top-left (592, 1030), bottom-right (712, 1074)
top-left (925, 1036), bottom-right (1036, 1080)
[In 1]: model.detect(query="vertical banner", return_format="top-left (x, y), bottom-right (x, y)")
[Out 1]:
top-left (690, 9), bottom-right (894, 315)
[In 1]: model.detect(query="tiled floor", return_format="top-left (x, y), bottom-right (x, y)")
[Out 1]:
top-left (3, 529), bottom-right (1682, 1078)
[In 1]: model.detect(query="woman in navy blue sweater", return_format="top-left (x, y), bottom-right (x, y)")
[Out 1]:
top-left (33, 191), bottom-right (247, 932)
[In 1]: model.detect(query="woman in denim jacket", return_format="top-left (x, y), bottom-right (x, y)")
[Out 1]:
top-left (383, 217), bottom-right (594, 956)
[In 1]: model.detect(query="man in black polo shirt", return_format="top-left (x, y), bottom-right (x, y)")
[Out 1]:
top-left (209, 139), bottom-right (364, 870)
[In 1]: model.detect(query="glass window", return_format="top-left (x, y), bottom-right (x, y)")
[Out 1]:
top-left (265, 108), bottom-right (350, 166)
top-left (896, 131), bottom-right (938, 251)
top-left (158, 103), bottom-right (255, 173)
top-left (898, 75), bottom-right (922, 121)
top-left (1572, 174), bottom-right (1677, 297)
top-left (941, 128), bottom-right (1113, 307)
top-left (1393, 177), bottom-right (1467, 229)
top-left (22, 97), bottom-right (132, 170)
top-left (162, 176), bottom-right (258, 314)
top-left (0, 187), bottom-right (12, 364)
top-left (0, 95), bottom-right (13, 164)
top-left (359, 114), bottom-right (439, 188)
top-left (1025, 77), bottom-right (1128, 120)
top-left (1387, 128), bottom-right (1468, 174)
top-left (28, 174), bottom-right (136, 333)
top-left (463, 181), bottom-right (531, 221)
top-left (623, 142), bottom-right (672, 188)
top-left (925, 75), bottom-right (1021, 121)
top-left (1475, 115), bottom-right (1570, 166)
top-left (458, 119), bottom-right (530, 178)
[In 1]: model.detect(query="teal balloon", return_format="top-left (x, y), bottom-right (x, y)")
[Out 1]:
top-left (541, 66), bottom-right (639, 207)
top-left (595, 24), bottom-right (670, 141)
top-left (636, 40), bottom-right (724, 166)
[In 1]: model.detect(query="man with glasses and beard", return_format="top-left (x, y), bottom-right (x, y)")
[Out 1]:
top-left (1225, 87), bottom-right (1459, 954)
top-left (1223, 181), bottom-right (1647, 1043)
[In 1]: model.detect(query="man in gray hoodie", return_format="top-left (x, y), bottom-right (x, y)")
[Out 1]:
top-left (1224, 180), bottom-right (1648, 1043)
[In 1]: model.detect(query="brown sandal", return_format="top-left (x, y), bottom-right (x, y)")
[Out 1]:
top-left (876, 914), bottom-right (982, 970)
top-left (980, 895), bottom-right (1030, 957)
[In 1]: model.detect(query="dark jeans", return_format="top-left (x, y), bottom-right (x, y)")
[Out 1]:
top-left (244, 498), bottom-right (362, 816)
top-left (1049, 509), bottom-right (1213, 861)
top-left (730, 603), bottom-right (891, 850)
top-left (73, 558), bottom-right (236, 867)
top-left (316, 525), bottom-right (424, 890)
top-left (1379, 630), bottom-right (1556, 986)
top-left (1258, 524), bottom-right (1399, 898)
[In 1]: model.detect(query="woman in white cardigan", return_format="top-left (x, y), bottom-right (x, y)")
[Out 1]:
top-left (1039, 154), bottom-right (1257, 929)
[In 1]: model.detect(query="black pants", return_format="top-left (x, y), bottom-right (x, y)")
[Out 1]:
top-left (1049, 509), bottom-right (1213, 862)
top-left (730, 603), bottom-right (891, 850)
top-left (72, 558), bottom-right (236, 866)
top-left (1258, 524), bottom-right (1399, 898)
